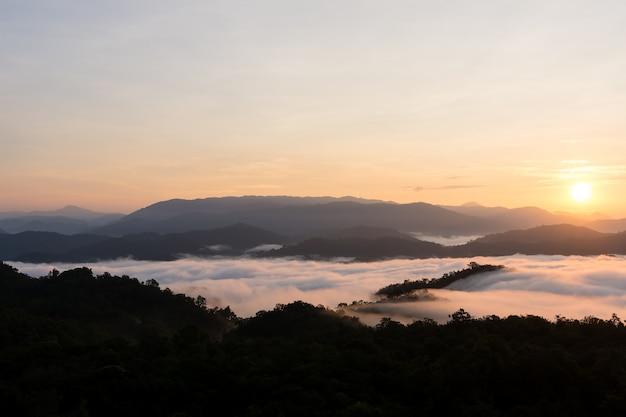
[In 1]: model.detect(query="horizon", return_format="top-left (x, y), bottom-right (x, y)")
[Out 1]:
top-left (2, 2), bottom-right (625, 217)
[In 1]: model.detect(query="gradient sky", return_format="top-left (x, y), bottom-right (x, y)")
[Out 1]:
top-left (2, 1), bottom-right (625, 216)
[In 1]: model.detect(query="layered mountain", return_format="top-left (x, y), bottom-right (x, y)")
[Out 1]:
top-left (93, 197), bottom-right (497, 236)
top-left (449, 224), bottom-right (626, 257)
top-left (307, 225), bottom-right (417, 240)
top-left (441, 203), bottom-right (588, 229)
top-left (269, 224), bottom-right (626, 260)
top-left (4, 197), bottom-right (626, 262)
top-left (3, 222), bottom-right (626, 263)
top-left (7, 197), bottom-right (625, 238)
top-left (0, 232), bottom-right (109, 260)
top-left (0, 205), bottom-right (125, 234)
top-left (2, 223), bottom-right (288, 263)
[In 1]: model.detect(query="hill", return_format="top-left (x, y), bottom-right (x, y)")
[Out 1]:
top-left (6, 197), bottom-right (626, 238)
top-left (3, 224), bottom-right (288, 263)
top-left (472, 224), bottom-right (605, 243)
top-left (4, 262), bottom-right (626, 416)
top-left (306, 225), bottom-right (417, 240)
top-left (0, 206), bottom-right (125, 234)
top-left (6, 223), bottom-right (626, 263)
top-left (450, 224), bottom-right (626, 257)
top-left (93, 196), bottom-right (495, 236)
top-left (0, 232), bottom-right (109, 260)
top-left (0, 262), bottom-right (236, 342)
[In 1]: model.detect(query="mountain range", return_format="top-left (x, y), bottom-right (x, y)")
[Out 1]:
top-left (2, 196), bottom-right (626, 262)
top-left (0, 205), bottom-right (125, 234)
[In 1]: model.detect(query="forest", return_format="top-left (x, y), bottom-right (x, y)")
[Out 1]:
top-left (375, 262), bottom-right (505, 298)
top-left (2, 261), bottom-right (626, 416)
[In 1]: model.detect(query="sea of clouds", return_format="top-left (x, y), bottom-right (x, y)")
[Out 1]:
top-left (9, 255), bottom-right (626, 325)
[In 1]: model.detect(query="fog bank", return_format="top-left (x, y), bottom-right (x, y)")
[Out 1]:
top-left (9, 255), bottom-right (626, 323)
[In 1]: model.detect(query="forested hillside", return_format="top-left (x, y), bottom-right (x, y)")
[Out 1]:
top-left (2, 262), bottom-right (626, 416)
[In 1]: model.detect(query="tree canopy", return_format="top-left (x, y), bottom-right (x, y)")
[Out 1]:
top-left (2, 262), bottom-right (626, 416)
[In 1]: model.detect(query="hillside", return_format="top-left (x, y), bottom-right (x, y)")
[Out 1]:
top-left (5, 223), bottom-right (626, 263)
top-left (3, 224), bottom-right (288, 263)
top-left (93, 197), bottom-right (496, 236)
top-left (451, 224), bottom-right (626, 257)
top-left (4, 262), bottom-right (626, 416)
top-left (0, 206), bottom-right (125, 234)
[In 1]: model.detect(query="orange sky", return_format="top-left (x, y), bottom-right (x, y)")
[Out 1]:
top-left (1, 1), bottom-right (625, 217)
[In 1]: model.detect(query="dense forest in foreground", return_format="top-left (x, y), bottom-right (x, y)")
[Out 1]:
top-left (2, 262), bottom-right (626, 416)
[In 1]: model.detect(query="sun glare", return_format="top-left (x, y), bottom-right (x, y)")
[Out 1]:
top-left (570, 182), bottom-right (591, 202)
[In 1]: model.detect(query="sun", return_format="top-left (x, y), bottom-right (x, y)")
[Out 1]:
top-left (570, 182), bottom-right (592, 202)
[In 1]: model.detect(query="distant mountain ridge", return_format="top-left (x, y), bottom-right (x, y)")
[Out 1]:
top-left (0, 205), bottom-right (124, 220)
top-left (3, 224), bottom-right (289, 263)
top-left (0, 206), bottom-right (125, 234)
top-left (270, 224), bottom-right (626, 260)
top-left (125, 196), bottom-right (390, 222)
top-left (3, 196), bottom-right (626, 262)
top-left (4, 223), bottom-right (626, 263)
top-left (4, 197), bottom-right (626, 237)
top-left (94, 197), bottom-right (498, 236)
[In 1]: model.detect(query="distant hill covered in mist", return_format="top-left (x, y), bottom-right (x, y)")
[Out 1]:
top-left (3, 223), bottom-right (626, 263)
top-left (2, 196), bottom-right (626, 262)
top-left (0, 205), bottom-right (124, 234)
top-left (98, 196), bottom-right (626, 236)
top-left (4, 196), bottom-right (626, 237)
top-left (92, 196), bottom-right (496, 236)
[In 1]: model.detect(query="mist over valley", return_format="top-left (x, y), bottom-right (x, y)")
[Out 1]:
top-left (9, 254), bottom-right (626, 325)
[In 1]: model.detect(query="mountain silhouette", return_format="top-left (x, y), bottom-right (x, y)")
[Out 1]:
top-left (0, 232), bottom-right (109, 260)
top-left (0, 206), bottom-right (124, 234)
top-left (307, 225), bottom-right (417, 240)
top-left (5, 197), bottom-right (626, 262)
top-left (450, 224), bottom-right (626, 257)
top-left (94, 197), bottom-right (495, 236)
top-left (5, 223), bottom-right (626, 263)
top-left (7, 224), bottom-right (288, 262)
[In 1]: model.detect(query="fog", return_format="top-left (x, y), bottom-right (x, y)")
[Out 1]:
top-left (409, 234), bottom-right (484, 245)
top-left (9, 255), bottom-right (626, 324)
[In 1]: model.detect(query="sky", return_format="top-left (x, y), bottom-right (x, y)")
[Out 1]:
top-left (2, 1), bottom-right (626, 216)
top-left (9, 255), bottom-right (626, 324)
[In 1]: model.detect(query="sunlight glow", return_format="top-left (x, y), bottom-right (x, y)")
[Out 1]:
top-left (571, 182), bottom-right (592, 202)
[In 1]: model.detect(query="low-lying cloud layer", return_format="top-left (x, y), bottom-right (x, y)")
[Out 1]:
top-left (10, 255), bottom-right (626, 324)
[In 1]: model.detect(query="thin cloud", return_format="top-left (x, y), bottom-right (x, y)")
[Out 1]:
top-left (561, 160), bottom-right (590, 165)
top-left (414, 184), bottom-right (484, 192)
top-left (430, 184), bottom-right (484, 190)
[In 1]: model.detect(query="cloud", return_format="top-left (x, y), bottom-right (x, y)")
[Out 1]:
top-left (409, 233), bottom-right (484, 245)
top-left (9, 255), bottom-right (626, 324)
top-left (413, 184), bottom-right (484, 192)
top-left (430, 184), bottom-right (484, 190)
top-left (560, 160), bottom-right (590, 165)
